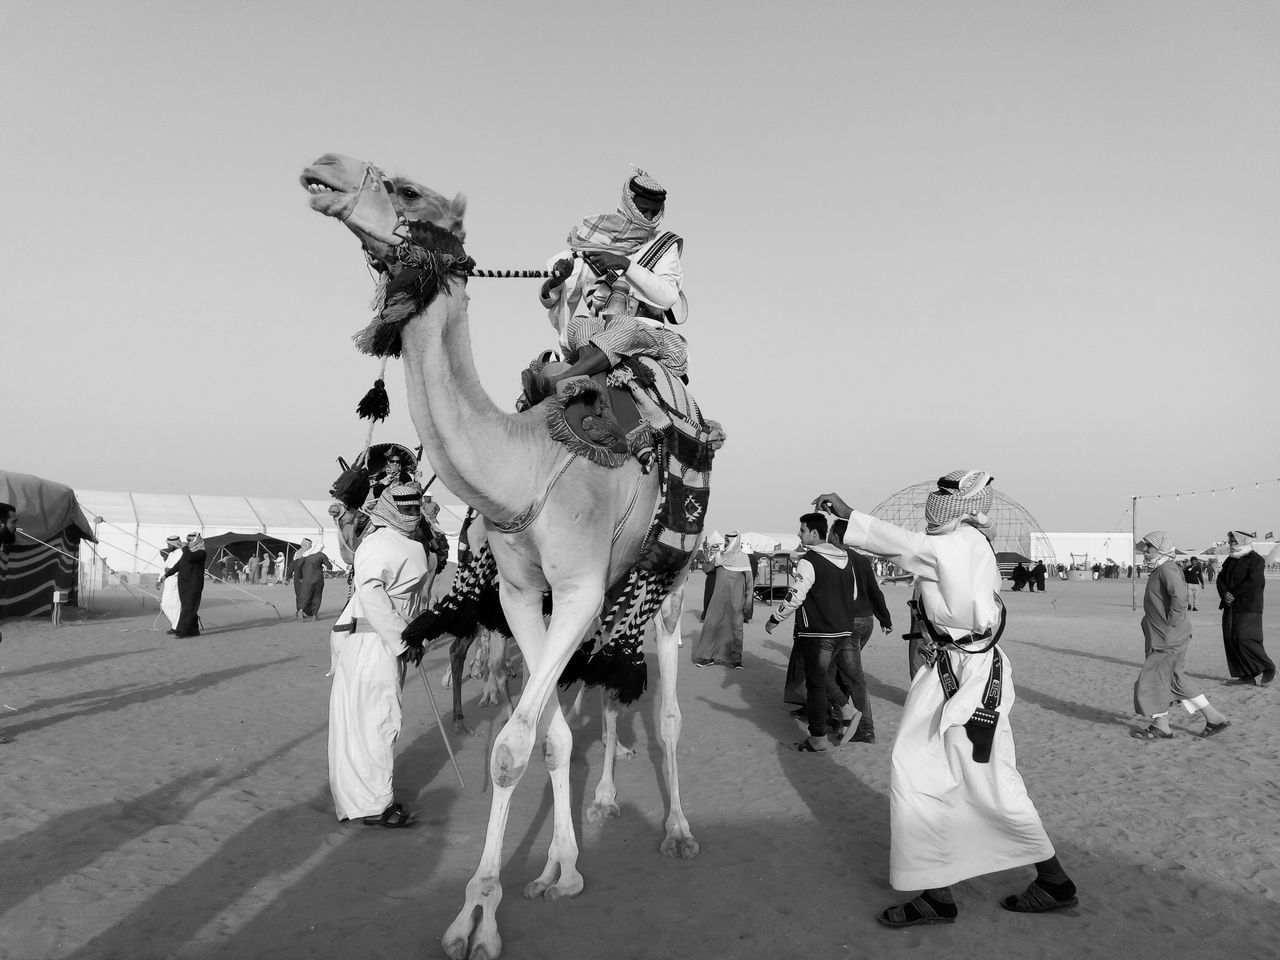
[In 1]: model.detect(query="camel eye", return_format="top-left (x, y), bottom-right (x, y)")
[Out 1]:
top-left (400, 186), bottom-right (420, 200)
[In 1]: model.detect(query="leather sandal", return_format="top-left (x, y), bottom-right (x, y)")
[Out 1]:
top-left (362, 802), bottom-right (414, 828)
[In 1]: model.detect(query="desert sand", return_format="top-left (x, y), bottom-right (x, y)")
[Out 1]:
top-left (0, 573), bottom-right (1276, 960)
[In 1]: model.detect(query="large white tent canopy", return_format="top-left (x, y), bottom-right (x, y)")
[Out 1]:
top-left (77, 490), bottom-right (348, 576)
top-left (76, 490), bottom-right (473, 577)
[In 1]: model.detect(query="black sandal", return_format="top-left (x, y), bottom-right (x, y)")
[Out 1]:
top-left (877, 893), bottom-right (958, 927)
top-left (362, 802), bottom-right (413, 828)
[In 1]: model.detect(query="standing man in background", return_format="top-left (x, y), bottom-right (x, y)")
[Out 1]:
top-left (1217, 531), bottom-right (1273, 686)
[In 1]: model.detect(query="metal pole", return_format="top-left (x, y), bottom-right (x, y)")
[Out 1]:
top-left (417, 661), bottom-right (465, 789)
top-left (1131, 496), bottom-right (1137, 611)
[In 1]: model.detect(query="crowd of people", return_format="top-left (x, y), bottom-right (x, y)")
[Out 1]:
top-left (678, 477), bottom-right (1274, 929)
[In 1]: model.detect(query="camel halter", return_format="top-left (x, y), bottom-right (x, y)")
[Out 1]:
top-left (342, 161), bottom-right (412, 249)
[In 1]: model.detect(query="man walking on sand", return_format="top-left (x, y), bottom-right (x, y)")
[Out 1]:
top-left (815, 473), bottom-right (1079, 927)
top-left (765, 513), bottom-right (863, 752)
top-left (1131, 531), bottom-right (1230, 740)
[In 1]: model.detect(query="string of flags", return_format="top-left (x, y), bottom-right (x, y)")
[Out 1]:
top-left (1134, 476), bottom-right (1280, 502)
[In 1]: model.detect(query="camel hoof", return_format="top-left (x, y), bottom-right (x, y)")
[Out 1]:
top-left (478, 689), bottom-right (500, 707)
top-left (441, 935), bottom-right (470, 960)
top-left (617, 744), bottom-right (637, 760)
top-left (453, 721), bottom-right (474, 737)
top-left (587, 799), bottom-right (621, 822)
top-left (660, 835), bottom-right (700, 860)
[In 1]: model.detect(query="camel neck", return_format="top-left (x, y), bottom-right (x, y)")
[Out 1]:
top-left (399, 287), bottom-right (554, 519)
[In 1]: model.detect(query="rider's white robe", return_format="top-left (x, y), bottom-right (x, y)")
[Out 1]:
top-left (842, 512), bottom-right (1054, 890)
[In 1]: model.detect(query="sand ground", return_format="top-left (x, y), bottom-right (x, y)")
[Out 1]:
top-left (0, 573), bottom-right (1277, 960)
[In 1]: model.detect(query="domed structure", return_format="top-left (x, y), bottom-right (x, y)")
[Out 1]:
top-left (869, 482), bottom-right (1055, 562)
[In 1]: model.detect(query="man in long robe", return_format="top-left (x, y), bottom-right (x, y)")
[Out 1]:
top-left (692, 532), bottom-right (754, 668)
top-left (1217, 530), bottom-right (1274, 685)
top-left (815, 472), bottom-right (1078, 927)
top-left (160, 534), bottom-right (206, 638)
top-left (291, 538), bottom-right (334, 620)
top-left (327, 483), bottom-right (431, 827)
top-left (1131, 531), bottom-right (1230, 739)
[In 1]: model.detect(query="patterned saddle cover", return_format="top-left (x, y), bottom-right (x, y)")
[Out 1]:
top-left (534, 356), bottom-right (702, 468)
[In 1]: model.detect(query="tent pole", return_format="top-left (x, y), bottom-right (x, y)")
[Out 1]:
top-left (1131, 496), bottom-right (1137, 611)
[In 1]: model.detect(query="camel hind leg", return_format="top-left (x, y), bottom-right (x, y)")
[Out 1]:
top-left (654, 580), bottom-right (699, 859)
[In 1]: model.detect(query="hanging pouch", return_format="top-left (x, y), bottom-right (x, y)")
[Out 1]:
top-left (964, 707), bottom-right (999, 763)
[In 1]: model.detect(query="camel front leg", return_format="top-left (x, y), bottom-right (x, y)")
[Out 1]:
top-left (522, 696), bottom-right (584, 899)
top-left (442, 583), bottom-right (601, 960)
top-left (654, 586), bottom-right (699, 859)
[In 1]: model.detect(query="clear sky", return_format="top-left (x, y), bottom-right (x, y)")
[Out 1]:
top-left (2, 0), bottom-right (1277, 551)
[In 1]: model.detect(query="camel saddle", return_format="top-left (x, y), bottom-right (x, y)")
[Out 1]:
top-left (521, 356), bottom-right (656, 469)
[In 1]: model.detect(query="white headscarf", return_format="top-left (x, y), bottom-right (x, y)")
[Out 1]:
top-left (1228, 530), bottom-right (1255, 557)
top-left (717, 532), bottom-right (753, 572)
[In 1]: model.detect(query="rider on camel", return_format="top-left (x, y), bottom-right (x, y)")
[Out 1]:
top-left (525, 170), bottom-right (687, 404)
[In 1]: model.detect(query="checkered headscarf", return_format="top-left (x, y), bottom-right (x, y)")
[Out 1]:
top-left (566, 169), bottom-right (666, 255)
top-left (1137, 530), bottom-right (1176, 556)
top-left (367, 482), bottom-right (422, 536)
top-left (925, 470), bottom-right (995, 536)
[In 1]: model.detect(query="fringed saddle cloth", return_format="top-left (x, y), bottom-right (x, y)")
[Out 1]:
top-left (528, 353), bottom-right (702, 470)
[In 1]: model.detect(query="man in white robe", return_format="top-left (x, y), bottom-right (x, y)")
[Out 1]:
top-left (815, 471), bottom-right (1078, 927)
top-left (158, 536), bottom-right (183, 634)
top-left (327, 483), bottom-right (432, 827)
top-left (526, 170), bottom-right (688, 403)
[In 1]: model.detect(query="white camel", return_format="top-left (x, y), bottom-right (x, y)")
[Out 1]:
top-left (302, 153), bottom-right (705, 960)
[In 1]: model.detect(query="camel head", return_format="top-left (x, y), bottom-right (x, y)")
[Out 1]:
top-left (301, 152), bottom-right (467, 257)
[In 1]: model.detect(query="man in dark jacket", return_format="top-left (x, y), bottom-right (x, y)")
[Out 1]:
top-left (1217, 531), bottom-right (1274, 685)
top-left (1182, 557), bottom-right (1205, 611)
top-left (826, 518), bottom-right (891, 743)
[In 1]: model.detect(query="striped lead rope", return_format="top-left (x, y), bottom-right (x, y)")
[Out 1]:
top-left (466, 268), bottom-right (551, 278)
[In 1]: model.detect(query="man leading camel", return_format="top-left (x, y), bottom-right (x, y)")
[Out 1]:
top-left (527, 170), bottom-right (687, 402)
top-left (814, 474), bottom-right (1079, 927)
top-left (327, 483), bottom-right (432, 828)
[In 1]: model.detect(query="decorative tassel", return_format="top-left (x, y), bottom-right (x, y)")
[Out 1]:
top-left (356, 378), bottom-right (390, 421)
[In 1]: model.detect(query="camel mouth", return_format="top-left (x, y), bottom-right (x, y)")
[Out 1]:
top-left (300, 167), bottom-right (359, 218)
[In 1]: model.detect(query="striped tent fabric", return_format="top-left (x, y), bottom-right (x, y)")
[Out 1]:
top-left (0, 470), bottom-right (96, 619)
top-left (0, 530), bottom-right (81, 617)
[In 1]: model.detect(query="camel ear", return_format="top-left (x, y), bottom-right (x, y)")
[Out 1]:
top-left (447, 193), bottom-right (467, 240)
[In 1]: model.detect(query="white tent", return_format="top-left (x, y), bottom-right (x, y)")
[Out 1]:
top-left (739, 531), bottom-right (801, 554)
top-left (76, 489), bottom-right (474, 578)
top-left (76, 490), bottom-right (348, 577)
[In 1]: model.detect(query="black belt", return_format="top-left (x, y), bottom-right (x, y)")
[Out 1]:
top-left (918, 597), bottom-right (1006, 654)
top-left (333, 617), bottom-right (360, 634)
